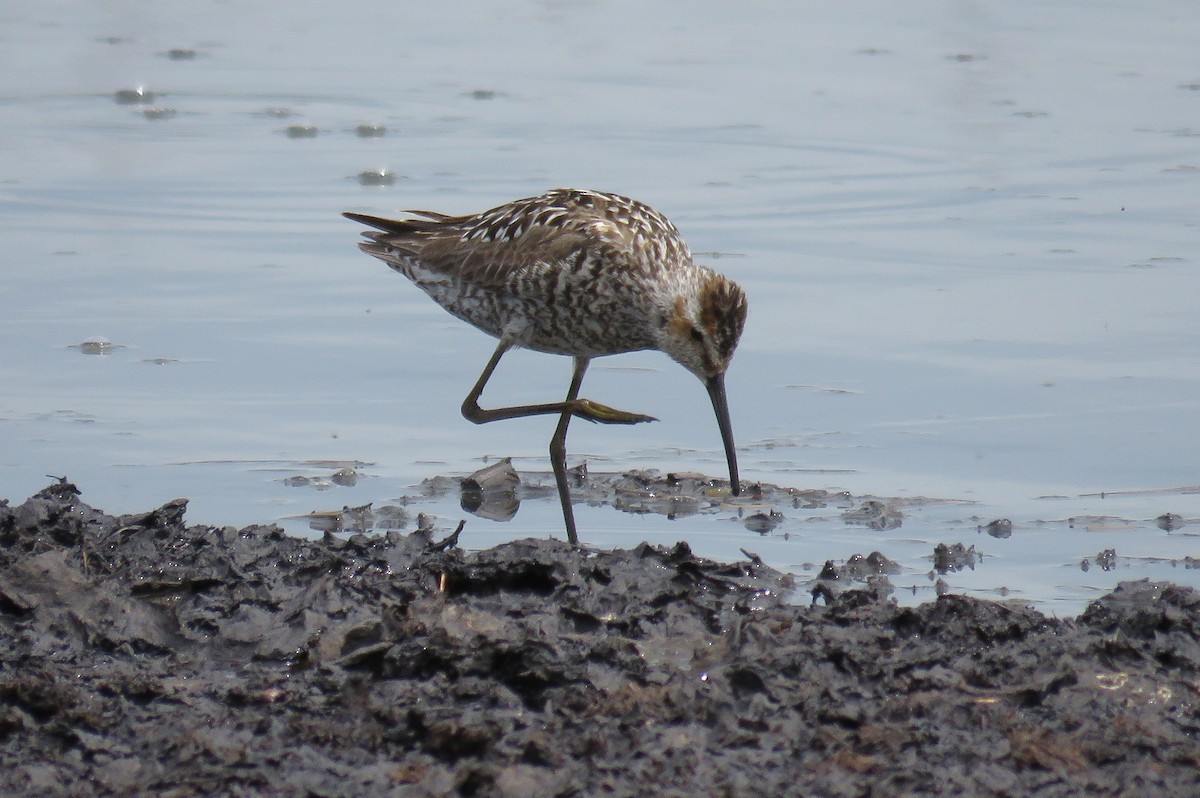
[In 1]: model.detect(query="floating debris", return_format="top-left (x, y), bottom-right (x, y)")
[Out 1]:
top-left (164, 48), bottom-right (198, 60)
top-left (72, 337), bottom-right (123, 355)
top-left (305, 502), bottom-right (374, 535)
top-left (285, 124), bottom-right (319, 138)
top-left (843, 551), bottom-right (901, 579)
top-left (743, 510), bottom-right (783, 534)
top-left (461, 459), bottom-right (520, 493)
top-left (933, 542), bottom-right (979, 575)
top-left (841, 499), bottom-right (903, 531)
top-left (288, 465), bottom-right (967, 538)
top-left (983, 518), bottom-right (1013, 539)
top-left (114, 87), bottom-right (156, 105)
top-left (813, 551), bottom-right (899, 603)
top-left (357, 169), bottom-right (397, 186)
top-left (460, 459), bottom-right (520, 522)
top-left (1156, 513), bottom-right (1184, 531)
top-left (372, 505), bottom-right (409, 530)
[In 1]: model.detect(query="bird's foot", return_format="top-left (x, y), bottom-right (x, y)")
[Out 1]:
top-left (572, 399), bottom-right (657, 425)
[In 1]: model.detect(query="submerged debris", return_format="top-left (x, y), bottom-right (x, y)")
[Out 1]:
top-left (70, 337), bottom-right (123, 355)
top-left (841, 498), bottom-right (904, 530)
top-left (743, 509), bottom-right (783, 533)
top-left (934, 542), bottom-right (980, 574)
top-left (356, 169), bottom-right (397, 186)
top-left (285, 123), bottom-right (319, 138)
top-left (1157, 512), bottom-right (1185, 531)
top-left (113, 87), bottom-right (155, 104)
top-left (983, 518), bottom-right (1014, 538)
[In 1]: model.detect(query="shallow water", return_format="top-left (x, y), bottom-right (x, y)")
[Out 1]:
top-left (2, 0), bottom-right (1198, 615)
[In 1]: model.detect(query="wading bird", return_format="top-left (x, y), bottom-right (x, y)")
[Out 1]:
top-left (344, 189), bottom-right (747, 543)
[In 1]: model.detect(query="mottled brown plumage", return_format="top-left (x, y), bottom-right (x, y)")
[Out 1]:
top-left (344, 188), bottom-right (747, 543)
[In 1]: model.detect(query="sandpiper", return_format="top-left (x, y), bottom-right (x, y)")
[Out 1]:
top-left (344, 188), bottom-right (747, 544)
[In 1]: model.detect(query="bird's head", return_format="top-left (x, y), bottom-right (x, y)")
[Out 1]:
top-left (657, 271), bottom-right (747, 381)
top-left (656, 269), bottom-right (748, 495)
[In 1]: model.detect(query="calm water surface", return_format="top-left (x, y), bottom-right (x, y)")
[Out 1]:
top-left (2, 0), bottom-right (1198, 614)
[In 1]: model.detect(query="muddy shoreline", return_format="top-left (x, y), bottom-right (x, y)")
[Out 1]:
top-left (2, 480), bottom-right (1198, 796)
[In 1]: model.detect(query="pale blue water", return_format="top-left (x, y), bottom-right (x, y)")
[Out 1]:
top-left (2, 0), bottom-right (1198, 615)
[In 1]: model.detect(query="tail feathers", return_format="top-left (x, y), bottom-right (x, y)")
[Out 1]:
top-left (357, 234), bottom-right (419, 262)
top-left (342, 211), bottom-right (447, 236)
top-left (404, 209), bottom-right (456, 222)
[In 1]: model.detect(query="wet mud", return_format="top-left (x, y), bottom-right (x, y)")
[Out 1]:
top-left (2, 479), bottom-right (1199, 796)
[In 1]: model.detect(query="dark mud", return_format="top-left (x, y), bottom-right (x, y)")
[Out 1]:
top-left (2, 480), bottom-right (1199, 797)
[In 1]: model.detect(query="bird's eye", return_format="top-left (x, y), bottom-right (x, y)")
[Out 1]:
top-left (689, 326), bottom-right (704, 343)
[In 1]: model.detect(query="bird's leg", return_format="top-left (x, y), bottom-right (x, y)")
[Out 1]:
top-left (461, 341), bottom-right (656, 425)
top-left (549, 356), bottom-right (589, 545)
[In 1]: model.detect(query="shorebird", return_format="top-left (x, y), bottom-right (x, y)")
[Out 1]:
top-left (344, 188), bottom-right (747, 544)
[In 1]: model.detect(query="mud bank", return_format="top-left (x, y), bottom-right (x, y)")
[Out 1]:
top-left (1, 480), bottom-right (1198, 797)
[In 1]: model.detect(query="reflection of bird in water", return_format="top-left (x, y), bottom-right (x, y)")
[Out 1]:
top-left (344, 188), bottom-right (747, 543)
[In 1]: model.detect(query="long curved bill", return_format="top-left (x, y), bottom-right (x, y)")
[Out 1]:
top-left (706, 373), bottom-right (741, 496)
